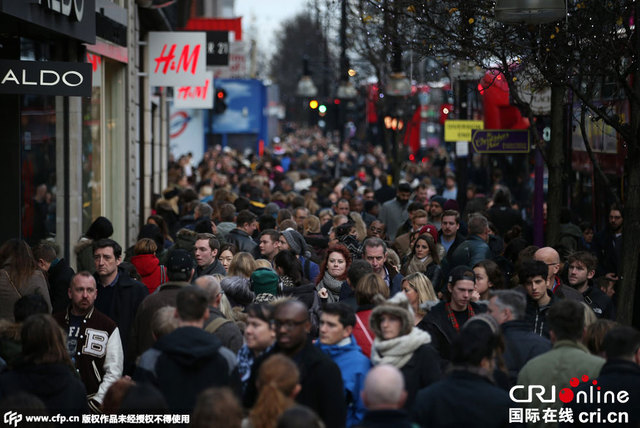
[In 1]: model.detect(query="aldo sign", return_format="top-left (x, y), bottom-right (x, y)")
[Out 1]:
top-left (0, 60), bottom-right (92, 97)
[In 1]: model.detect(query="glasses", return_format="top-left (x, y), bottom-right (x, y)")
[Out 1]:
top-left (272, 319), bottom-right (307, 330)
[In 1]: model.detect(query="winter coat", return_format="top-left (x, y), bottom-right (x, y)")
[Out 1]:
top-left (194, 258), bottom-right (226, 279)
top-left (226, 228), bottom-right (257, 253)
top-left (359, 409), bottom-right (414, 428)
top-left (129, 281), bottom-right (191, 360)
top-left (378, 198), bottom-right (410, 240)
top-left (316, 336), bottom-right (371, 427)
top-left (487, 204), bottom-right (523, 237)
top-left (411, 369), bottom-right (512, 428)
top-left (448, 235), bottom-right (493, 270)
top-left (352, 307), bottom-right (375, 358)
top-left (0, 362), bottom-right (88, 416)
top-left (134, 326), bottom-right (240, 413)
top-left (130, 253), bottom-right (166, 294)
top-left (47, 258), bottom-right (75, 313)
top-left (74, 238), bottom-right (96, 273)
top-left (500, 319), bottom-right (552, 386)
top-left (524, 289), bottom-right (557, 339)
top-left (203, 307), bottom-right (243, 354)
top-left (244, 340), bottom-right (347, 428)
top-left (581, 281), bottom-right (616, 320)
top-left (517, 340), bottom-right (605, 428)
top-left (0, 268), bottom-right (51, 321)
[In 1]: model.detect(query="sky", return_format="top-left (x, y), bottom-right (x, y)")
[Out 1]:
top-left (234, 0), bottom-right (308, 57)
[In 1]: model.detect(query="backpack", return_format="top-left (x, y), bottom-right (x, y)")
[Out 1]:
top-left (205, 317), bottom-right (232, 334)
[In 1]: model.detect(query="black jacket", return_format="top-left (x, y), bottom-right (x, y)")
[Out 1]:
top-left (358, 409), bottom-right (414, 428)
top-left (501, 319), bottom-right (552, 386)
top-left (417, 301), bottom-right (485, 364)
top-left (94, 268), bottom-right (149, 370)
top-left (564, 359), bottom-right (640, 427)
top-left (411, 369), bottom-right (512, 428)
top-left (397, 343), bottom-right (442, 410)
top-left (0, 362), bottom-right (88, 416)
top-left (524, 289), bottom-right (557, 339)
top-left (244, 340), bottom-right (347, 428)
top-left (47, 258), bottom-right (75, 313)
top-left (581, 282), bottom-right (615, 320)
top-left (226, 228), bottom-right (257, 253)
top-left (194, 258), bottom-right (226, 279)
top-left (134, 326), bottom-right (240, 413)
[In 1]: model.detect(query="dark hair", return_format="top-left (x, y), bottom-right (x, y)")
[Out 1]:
top-left (137, 224), bottom-right (164, 252)
top-left (547, 300), bottom-right (585, 341)
top-left (451, 317), bottom-right (502, 366)
top-left (195, 233), bottom-right (220, 252)
top-left (316, 244), bottom-right (352, 285)
top-left (260, 229), bottom-right (281, 243)
top-left (194, 218), bottom-right (215, 234)
top-left (119, 261), bottom-right (142, 282)
top-left (93, 239), bottom-right (122, 259)
top-left (219, 203), bottom-right (236, 222)
top-left (176, 287), bottom-right (209, 321)
top-left (85, 216), bottom-right (113, 240)
top-left (474, 259), bottom-right (505, 290)
top-left (14, 294), bottom-right (49, 323)
top-left (411, 234), bottom-right (440, 265)
top-left (21, 314), bottom-right (74, 369)
top-left (322, 303), bottom-right (356, 328)
top-left (355, 272), bottom-right (389, 306)
top-left (119, 383), bottom-right (168, 415)
top-left (0, 239), bottom-right (38, 291)
top-left (31, 242), bottom-right (57, 263)
top-left (277, 405), bottom-right (324, 428)
top-left (602, 326), bottom-right (640, 360)
top-left (147, 214), bottom-right (171, 241)
top-left (584, 319), bottom-right (618, 356)
top-left (192, 387), bottom-right (244, 428)
top-left (347, 259), bottom-right (373, 289)
top-left (259, 214), bottom-right (277, 231)
top-left (237, 209), bottom-right (258, 227)
top-left (518, 260), bottom-right (548, 283)
top-left (274, 250), bottom-right (303, 284)
top-left (566, 251), bottom-right (598, 273)
top-left (219, 243), bottom-right (238, 257)
top-left (246, 303), bottom-right (275, 324)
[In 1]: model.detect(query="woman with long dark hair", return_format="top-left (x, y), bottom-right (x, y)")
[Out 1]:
top-left (400, 234), bottom-right (444, 292)
top-left (0, 239), bottom-right (51, 320)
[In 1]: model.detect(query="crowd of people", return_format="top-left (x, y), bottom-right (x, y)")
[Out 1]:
top-left (0, 131), bottom-right (636, 428)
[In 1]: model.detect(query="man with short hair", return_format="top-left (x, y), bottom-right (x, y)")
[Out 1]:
top-left (418, 266), bottom-right (485, 363)
top-left (134, 287), bottom-right (239, 413)
top-left (428, 195), bottom-right (446, 230)
top-left (92, 239), bottom-right (148, 367)
top-left (378, 183), bottom-right (411, 240)
top-left (439, 209), bottom-right (465, 260)
top-left (195, 275), bottom-right (243, 354)
top-left (487, 289), bottom-right (551, 384)
top-left (366, 220), bottom-right (386, 240)
top-left (33, 242), bottom-right (75, 313)
top-left (216, 203), bottom-right (237, 238)
top-left (362, 237), bottom-right (403, 296)
top-left (294, 207), bottom-right (309, 232)
top-left (567, 326), bottom-right (640, 427)
top-left (335, 198), bottom-right (351, 216)
top-left (226, 209), bottom-right (258, 253)
top-left (394, 201), bottom-right (426, 239)
top-left (359, 365), bottom-right (412, 428)
top-left (54, 272), bottom-right (123, 412)
top-left (567, 251), bottom-right (615, 319)
top-left (244, 300), bottom-right (347, 427)
top-left (339, 259), bottom-right (373, 310)
top-left (257, 229), bottom-right (281, 263)
top-left (129, 249), bottom-right (195, 361)
top-left (316, 303), bottom-right (371, 427)
top-left (520, 260), bottom-right (557, 339)
top-left (517, 300), bottom-right (605, 428)
top-left (448, 214), bottom-right (493, 268)
top-left (193, 233), bottom-right (226, 279)
top-left (533, 246), bottom-right (582, 302)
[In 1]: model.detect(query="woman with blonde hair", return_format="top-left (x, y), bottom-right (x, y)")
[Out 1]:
top-left (244, 354), bottom-right (300, 428)
top-left (228, 252), bottom-right (257, 279)
top-left (348, 212), bottom-right (368, 242)
top-left (402, 272), bottom-right (438, 325)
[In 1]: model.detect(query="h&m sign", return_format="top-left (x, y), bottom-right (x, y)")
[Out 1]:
top-left (0, 59), bottom-right (92, 97)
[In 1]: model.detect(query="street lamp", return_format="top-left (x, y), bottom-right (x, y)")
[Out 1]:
top-left (495, 0), bottom-right (566, 24)
top-left (296, 57), bottom-right (318, 98)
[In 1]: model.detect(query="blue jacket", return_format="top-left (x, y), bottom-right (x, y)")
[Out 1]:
top-left (316, 336), bottom-right (371, 427)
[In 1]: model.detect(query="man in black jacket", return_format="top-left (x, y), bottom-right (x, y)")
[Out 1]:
top-left (566, 251), bottom-right (615, 319)
top-left (226, 209), bottom-right (258, 253)
top-left (33, 242), bottom-right (75, 313)
top-left (193, 233), bottom-right (226, 279)
top-left (487, 289), bottom-right (551, 385)
top-left (359, 365), bottom-right (414, 428)
top-left (92, 239), bottom-right (148, 371)
top-left (133, 286), bottom-right (239, 413)
top-left (244, 300), bottom-right (347, 428)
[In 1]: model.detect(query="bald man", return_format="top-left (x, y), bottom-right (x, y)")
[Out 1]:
top-left (359, 365), bottom-right (412, 427)
top-left (244, 300), bottom-right (347, 428)
top-left (533, 247), bottom-right (582, 302)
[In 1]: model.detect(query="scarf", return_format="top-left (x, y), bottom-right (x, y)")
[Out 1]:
top-left (371, 327), bottom-right (432, 369)
top-left (317, 271), bottom-right (343, 302)
top-left (404, 255), bottom-right (434, 276)
top-left (279, 275), bottom-right (295, 292)
top-left (446, 302), bottom-right (475, 332)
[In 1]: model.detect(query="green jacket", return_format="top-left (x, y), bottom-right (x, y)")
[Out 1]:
top-left (516, 340), bottom-right (605, 428)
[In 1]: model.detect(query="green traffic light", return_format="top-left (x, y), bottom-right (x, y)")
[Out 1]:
top-left (318, 105), bottom-right (327, 113)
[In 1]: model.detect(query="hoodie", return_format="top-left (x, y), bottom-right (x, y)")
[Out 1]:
top-left (131, 253), bottom-right (165, 294)
top-left (316, 336), bottom-right (371, 427)
top-left (133, 326), bottom-right (239, 413)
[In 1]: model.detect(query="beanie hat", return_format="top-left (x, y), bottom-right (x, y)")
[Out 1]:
top-left (443, 199), bottom-right (459, 212)
top-left (417, 224), bottom-right (439, 244)
top-left (250, 268), bottom-right (279, 297)
top-left (430, 195), bottom-right (446, 208)
top-left (85, 216), bottom-right (113, 241)
top-left (166, 249), bottom-right (194, 275)
top-left (370, 292), bottom-right (414, 339)
top-left (281, 228), bottom-right (310, 258)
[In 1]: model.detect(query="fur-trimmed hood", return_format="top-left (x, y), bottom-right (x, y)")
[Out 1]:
top-left (370, 292), bottom-right (415, 339)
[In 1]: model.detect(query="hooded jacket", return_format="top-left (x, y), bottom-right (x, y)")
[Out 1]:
top-left (0, 362), bottom-right (88, 416)
top-left (130, 253), bottom-right (166, 294)
top-left (524, 289), bottom-right (557, 339)
top-left (133, 326), bottom-right (239, 413)
top-left (316, 336), bottom-right (371, 427)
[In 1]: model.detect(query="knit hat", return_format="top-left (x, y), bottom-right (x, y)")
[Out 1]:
top-left (443, 199), bottom-right (459, 212)
top-left (417, 224), bottom-right (439, 244)
top-left (166, 249), bottom-right (194, 275)
top-left (430, 195), bottom-right (446, 208)
top-left (370, 292), bottom-right (414, 340)
top-left (85, 216), bottom-right (113, 241)
top-left (281, 228), bottom-right (310, 258)
top-left (250, 268), bottom-right (279, 297)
